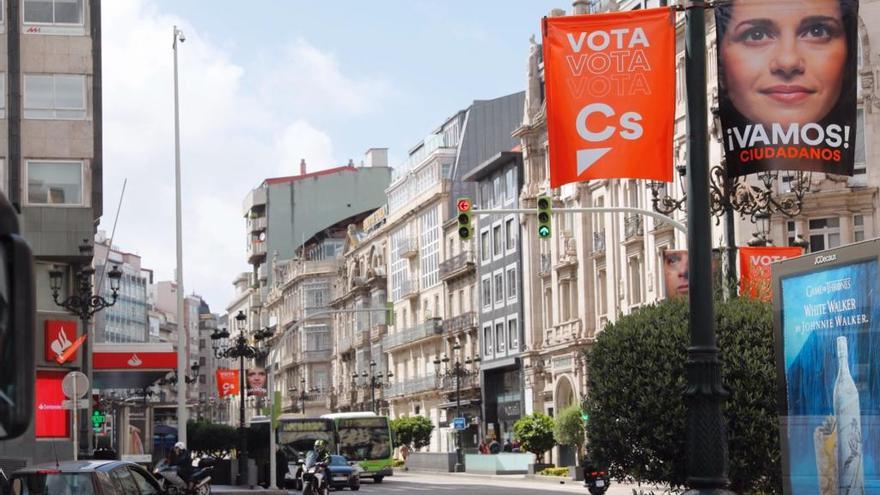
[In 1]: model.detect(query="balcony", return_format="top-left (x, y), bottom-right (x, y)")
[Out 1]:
top-left (545, 319), bottom-right (584, 347)
top-left (592, 232), bottom-right (606, 254)
top-left (400, 279), bottom-right (419, 300)
top-left (382, 319), bottom-right (442, 351)
top-left (538, 254), bottom-right (551, 278)
top-left (277, 259), bottom-right (342, 287)
top-left (386, 375), bottom-right (437, 397)
top-left (438, 372), bottom-right (480, 392)
top-left (243, 187), bottom-right (267, 215)
top-left (304, 306), bottom-right (330, 318)
top-left (247, 241), bottom-right (267, 263)
top-left (397, 238), bottom-right (419, 259)
top-left (370, 324), bottom-right (388, 342)
top-left (248, 216), bottom-right (267, 233)
top-left (356, 329), bottom-right (371, 348)
top-left (439, 251), bottom-right (475, 281)
top-left (624, 215), bottom-right (643, 240)
top-left (443, 311), bottom-right (477, 335)
top-left (302, 349), bottom-right (332, 363)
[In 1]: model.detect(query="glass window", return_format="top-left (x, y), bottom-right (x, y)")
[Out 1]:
top-left (505, 218), bottom-right (515, 251)
top-left (505, 169), bottom-right (516, 203)
top-left (494, 273), bottom-right (503, 304)
top-left (481, 278), bottom-right (491, 309)
top-left (24, 74), bottom-right (86, 120)
top-left (129, 468), bottom-right (160, 495)
top-left (508, 318), bottom-right (519, 353)
top-left (493, 225), bottom-right (502, 257)
top-left (495, 322), bottom-right (505, 354)
top-left (111, 468), bottom-right (138, 494)
top-left (27, 161), bottom-right (83, 205)
top-left (483, 325), bottom-right (493, 356)
top-left (807, 217), bottom-right (841, 252)
top-left (480, 230), bottom-right (490, 261)
top-left (494, 176), bottom-right (503, 205)
top-left (854, 108), bottom-right (866, 176)
top-left (24, 0), bottom-right (83, 25)
top-left (854, 215), bottom-right (865, 242)
top-left (506, 267), bottom-right (517, 299)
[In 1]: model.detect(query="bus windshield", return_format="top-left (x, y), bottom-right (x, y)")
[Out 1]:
top-left (336, 417), bottom-right (391, 461)
top-left (277, 418), bottom-right (335, 460)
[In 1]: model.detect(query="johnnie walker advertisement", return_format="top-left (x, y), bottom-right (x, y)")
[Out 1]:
top-left (714, 0), bottom-right (860, 178)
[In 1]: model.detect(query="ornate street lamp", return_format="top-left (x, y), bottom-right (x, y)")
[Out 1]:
top-left (289, 377), bottom-right (318, 415)
top-left (210, 310), bottom-right (257, 486)
top-left (434, 343), bottom-right (479, 473)
top-left (351, 360), bottom-right (393, 414)
top-left (158, 362), bottom-right (201, 386)
top-left (48, 239), bottom-right (122, 456)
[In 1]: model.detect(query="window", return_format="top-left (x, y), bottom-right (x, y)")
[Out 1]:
top-left (808, 217), bottom-right (841, 252)
top-left (786, 221), bottom-right (797, 246)
top-left (507, 317), bottom-right (519, 353)
top-left (27, 160), bottom-right (83, 205)
top-left (854, 215), bottom-right (865, 242)
top-left (506, 266), bottom-right (517, 300)
top-left (480, 230), bottom-right (490, 262)
top-left (420, 207), bottom-right (440, 289)
top-left (493, 224), bottom-right (502, 258)
top-left (24, 74), bottom-right (86, 119)
top-left (0, 75), bottom-right (5, 119)
top-left (495, 322), bottom-right (505, 354)
top-left (494, 176), bottom-right (503, 206)
top-left (596, 268), bottom-right (607, 317)
top-left (483, 325), bottom-right (493, 356)
top-left (111, 468), bottom-right (139, 494)
top-left (505, 217), bottom-right (515, 252)
top-left (481, 181), bottom-right (492, 209)
top-left (628, 256), bottom-right (643, 305)
top-left (481, 276), bottom-right (491, 310)
top-left (25, 0), bottom-right (83, 25)
top-left (494, 272), bottom-right (504, 305)
top-left (854, 108), bottom-right (866, 178)
top-left (560, 281), bottom-right (571, 321)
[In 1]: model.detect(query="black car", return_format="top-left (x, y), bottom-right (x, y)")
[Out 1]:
top-left (8, 460), bottom-right (165, 495)
top-left (326, 455), bottom-right (360, 491)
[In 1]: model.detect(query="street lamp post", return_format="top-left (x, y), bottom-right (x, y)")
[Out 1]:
top-left (288, 377), bottom-right (312, 415)
top-left (211, 311), bottom-right (258, 486)
top-left (48, 240), bottom-right (122, 457)
top-left (171, 24), bottom-right (188, 446)
top-left (351, 360), bottom-right (393, 414)
top-left (434, 343), bottom-right (479, 473)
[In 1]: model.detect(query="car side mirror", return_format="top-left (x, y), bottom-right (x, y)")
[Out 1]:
top-left (0, 193), bottom-right (35, 440)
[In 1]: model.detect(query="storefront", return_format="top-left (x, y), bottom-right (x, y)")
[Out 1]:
top-left (481, 359), bottom-right (523, 444)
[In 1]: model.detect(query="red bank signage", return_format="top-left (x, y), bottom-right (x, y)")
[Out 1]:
top-left (92, 351), bottom-right (177, 369)
top-left (44, 320), bottom-right (78, 363)
top-left (35, 371), bottom-right (69, 438)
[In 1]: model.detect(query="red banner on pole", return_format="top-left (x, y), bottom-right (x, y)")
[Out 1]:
top-left (739, 246), bottom-right (803, 300)
top-left (216, 369), bottom-right (240, 397)
top-left (543, 7), bottom-right (675, 187)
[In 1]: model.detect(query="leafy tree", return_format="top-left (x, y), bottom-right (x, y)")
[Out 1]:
top-left (513, 413), bottom-right (555, 459)
top-left (554, 404), bottom-right (586, 461)
top-left (584, 297), bottom-right (780, 494)
top-left (390, 415), bottom-right (434, 450)
top-left (187, 420), bottom-right (238, 458)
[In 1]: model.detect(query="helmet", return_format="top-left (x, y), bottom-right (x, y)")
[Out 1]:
top-left (314, 439), bottom-right (326, 451)
top-left (174, 442), bottom-right (186, 450)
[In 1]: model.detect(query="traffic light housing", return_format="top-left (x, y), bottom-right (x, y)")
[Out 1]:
top-left (456, 198), bottom-right (473, 240)
top-left (537, 195), bottom-right (552, 238)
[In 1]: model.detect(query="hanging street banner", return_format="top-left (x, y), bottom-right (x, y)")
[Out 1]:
top-left (739, 246), bottom-right (803, 301)
top-left (715, 0), bottom-right (860, 178)
top-left (216, 369), bottom-right (240, 397)
top-left (543, 7), bottom-right (675, 187)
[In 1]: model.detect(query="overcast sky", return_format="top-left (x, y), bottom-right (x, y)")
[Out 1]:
top-left (101, 0), bottom-right (562, 314)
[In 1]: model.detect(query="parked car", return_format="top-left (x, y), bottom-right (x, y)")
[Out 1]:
top-left (326, 455), bottom-right (360, 491)
top-left (9, 460), bottom-right (165, 495)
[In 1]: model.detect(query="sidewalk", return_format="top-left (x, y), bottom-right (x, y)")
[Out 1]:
top-left (399, 470), bottom-right (667, 494)
top-left (210, 485), bottom-right (287, 494)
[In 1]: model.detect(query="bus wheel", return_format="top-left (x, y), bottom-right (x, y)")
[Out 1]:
top-left (374, 476), bottom-right (384, 483)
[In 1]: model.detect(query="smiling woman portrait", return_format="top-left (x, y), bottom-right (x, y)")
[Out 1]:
top-left (716, 0), bottom-right (859, 128)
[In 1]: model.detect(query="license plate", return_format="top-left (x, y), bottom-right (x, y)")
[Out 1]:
top-left (595, 480), bottom-right (604, 487)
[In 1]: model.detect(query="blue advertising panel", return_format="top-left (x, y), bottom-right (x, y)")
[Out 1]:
top-left (779, 258), bottom-right (880, 495)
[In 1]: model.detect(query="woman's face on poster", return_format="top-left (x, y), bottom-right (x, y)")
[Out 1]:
top-left (247, 369), bottom-right (266, 389)
top-left (664, 251), bottom-right (689, 298)
top-left (720, 0), bottom-right (847, 127)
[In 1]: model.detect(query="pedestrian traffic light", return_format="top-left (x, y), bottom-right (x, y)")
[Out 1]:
top-left (537, 195), bottom-right (552, 238)
top-left (456, 198), bottom-right (473, 240)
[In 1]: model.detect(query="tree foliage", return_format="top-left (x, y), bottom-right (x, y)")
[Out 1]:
top-left (513, 413), bottom-right (556, 458)
top-left (187, 420), bottom-right (238, 458)
top-left (584, 297), bottom-right (780, 494)
top-left (554, 404), bottom-right (586, 458)
top-left (390, 415), bottom-right (434, 450)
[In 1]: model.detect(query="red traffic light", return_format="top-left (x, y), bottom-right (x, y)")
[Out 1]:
top-left (457, 199), bottom-right (472, 213)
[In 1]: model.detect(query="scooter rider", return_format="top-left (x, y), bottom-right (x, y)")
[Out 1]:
top-left (164, 441), bottom-right (194, 489)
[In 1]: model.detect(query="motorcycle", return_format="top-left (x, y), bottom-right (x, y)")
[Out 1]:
top-left (302, 461), bottom-right (329, 495)
top-left (583, 467), bottom-right (610, 495)
top-left (153, 458), bottom-right (215, 495)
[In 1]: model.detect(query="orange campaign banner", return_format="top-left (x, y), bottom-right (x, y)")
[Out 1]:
top-left (739, 246), bottom-right (803, 301)
top-left (216, 369), bottom-right (240, 397)
top-left (543, 8), bottom-right (675, 188)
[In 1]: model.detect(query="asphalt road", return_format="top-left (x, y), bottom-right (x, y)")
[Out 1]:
top-left (284, 471), bottom-right (663, 495)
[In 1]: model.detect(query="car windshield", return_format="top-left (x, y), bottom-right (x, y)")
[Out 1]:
top-left (330, 456), bottom-right (348, 466)
top-left (12, 473), bottom-right (96, 495)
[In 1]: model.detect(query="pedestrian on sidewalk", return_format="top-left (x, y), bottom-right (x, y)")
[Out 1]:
top-left (503, 439), bottom-right (513, 452)
top-left (489, 437), bottom-right (501, 454)
top-left (478, 439), bottom-right (489, 454)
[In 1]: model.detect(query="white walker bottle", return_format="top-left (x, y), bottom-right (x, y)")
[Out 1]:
top-left (833, 336), bottom-right (865, 495)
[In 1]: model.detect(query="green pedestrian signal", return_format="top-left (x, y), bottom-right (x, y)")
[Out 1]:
top-left (537, 195), bottom-right (552, 238)
top-left (456, 198), bottom-right (473, 240)
top-left (91, 410), bottom-right (106, 432)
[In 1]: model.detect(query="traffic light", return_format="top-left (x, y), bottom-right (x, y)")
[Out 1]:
top-left (537, 195), bottom-right (552, 238)
top-left (456, 198), bottom-right (473, 241)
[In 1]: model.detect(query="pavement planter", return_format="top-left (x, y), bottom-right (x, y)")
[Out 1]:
top-left (464, 453), bottom-right (535, 475)
top-left (406, 452), bottom-right (458, 472)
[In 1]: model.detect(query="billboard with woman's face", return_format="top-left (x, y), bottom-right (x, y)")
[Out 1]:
top-left (715, 0), bottom-right (860, 177)
top-left (246, 368), bottom-right (267, 397)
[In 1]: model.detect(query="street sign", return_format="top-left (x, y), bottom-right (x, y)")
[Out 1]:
top-left (62, 371), bottom-right (89, 399)
top-left (61, 399), bottom-right (89, 409)
top-left (453, 417), bottom-right (466, 430)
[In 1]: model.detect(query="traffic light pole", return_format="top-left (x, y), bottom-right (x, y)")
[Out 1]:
top-left (470, 207), bottom-right (687, 234)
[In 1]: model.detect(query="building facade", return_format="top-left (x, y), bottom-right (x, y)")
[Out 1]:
top-left (93, 232), bottom-right (151, 344)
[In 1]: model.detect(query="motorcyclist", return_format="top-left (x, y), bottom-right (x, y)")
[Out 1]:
top-left (305, 439), bottom-right (331, 468)
top-left (166, 441), bottom-right (193, 489)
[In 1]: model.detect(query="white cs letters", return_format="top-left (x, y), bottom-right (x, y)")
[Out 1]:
top-left (576, 103), bottom-right (643, 143)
